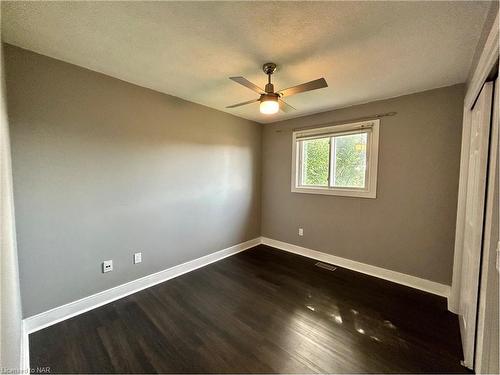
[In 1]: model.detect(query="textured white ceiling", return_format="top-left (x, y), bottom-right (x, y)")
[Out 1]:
top-left (1, 1), bottom-right (492, 123)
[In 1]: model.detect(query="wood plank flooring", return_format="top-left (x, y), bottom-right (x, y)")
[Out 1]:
top-left (29, 245), bottom-right (467, 373)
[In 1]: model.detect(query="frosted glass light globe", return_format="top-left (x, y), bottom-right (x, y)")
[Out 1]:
top-left (260, 99), bottom-right (279, 114)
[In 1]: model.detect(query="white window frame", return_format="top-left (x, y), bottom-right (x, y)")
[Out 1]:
top-left (291, 119), bottom-right (380, 198)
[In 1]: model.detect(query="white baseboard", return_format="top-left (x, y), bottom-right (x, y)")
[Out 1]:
top-left (23, 237), bottom-right (261, 335)
top-left (261, 237), bottom-right (450, 298)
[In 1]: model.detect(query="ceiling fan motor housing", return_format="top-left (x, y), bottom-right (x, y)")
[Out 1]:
top-left (260, 93), bottom-right (279, 102)
top-left (265, 83), bottom-right (275, 93)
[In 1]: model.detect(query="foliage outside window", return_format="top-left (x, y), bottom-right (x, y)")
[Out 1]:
top-left (302, 137), bottom-right (330, 186)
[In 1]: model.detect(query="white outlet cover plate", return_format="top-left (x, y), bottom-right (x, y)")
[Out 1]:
top-left (102, 260), bottom-right (113, 273)
top-left (134, 252), bottom-right (142, 264)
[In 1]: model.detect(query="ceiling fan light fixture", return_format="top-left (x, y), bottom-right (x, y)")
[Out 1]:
top-left (227, 62), bottom-right (327, 114)
top-left (260, 96), bottom-right (279, 115)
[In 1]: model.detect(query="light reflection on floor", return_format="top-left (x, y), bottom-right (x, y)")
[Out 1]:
top-left (299, 290), bottom-right (407, 347)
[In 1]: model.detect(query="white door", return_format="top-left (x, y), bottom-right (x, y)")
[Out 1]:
top-left (460, 81), bottom-right (493, 368)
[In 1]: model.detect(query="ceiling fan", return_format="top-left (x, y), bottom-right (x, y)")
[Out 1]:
top-left (226, 63), bottom-right (328, 115)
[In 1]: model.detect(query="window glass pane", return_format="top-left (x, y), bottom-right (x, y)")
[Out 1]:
top-left (302, 137), bottom-right (330, 186)
top-left (333, 132), bottom-right (367, 188)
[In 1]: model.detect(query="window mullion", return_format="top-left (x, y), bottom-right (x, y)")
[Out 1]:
top-left (329, 136), bottom-right (336, 187)
top-left (299, 141), bottom-right (304, 186)
top-left (364, 132), bottom-right (371, 189)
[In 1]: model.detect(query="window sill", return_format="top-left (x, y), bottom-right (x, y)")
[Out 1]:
top-left (291, 186), bottom-right (377, 199)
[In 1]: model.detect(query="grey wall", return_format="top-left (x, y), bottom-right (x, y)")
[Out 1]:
top-left (262, 84), bottom-right (464, 285)
top-left (0, 44), bottom-right (23, 369)
top-left (4, 44), bottom-right (262, 318)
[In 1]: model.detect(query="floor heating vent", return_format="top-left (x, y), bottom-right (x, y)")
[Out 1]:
top-left (315, 261), bottom-right (337, 271)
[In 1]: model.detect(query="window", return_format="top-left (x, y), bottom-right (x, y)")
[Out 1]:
top-left (292, 120), bottom-right (379, 198)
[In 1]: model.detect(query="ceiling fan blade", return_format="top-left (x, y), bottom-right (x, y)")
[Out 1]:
top-left (229, 77), bottom-right (265, 94)
top-left (278, 78), bottom-right (328, 98)
top-left (226, 98), bottom-right (260, 108)
top-left (279, 99), bottom-right (295, 113)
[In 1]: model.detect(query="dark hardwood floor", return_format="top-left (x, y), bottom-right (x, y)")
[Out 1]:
top-left (29, 245), bottom-right (467, 373)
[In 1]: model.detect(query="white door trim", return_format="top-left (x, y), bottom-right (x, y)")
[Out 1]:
top-left (449, 106), bottom-right (473, 313)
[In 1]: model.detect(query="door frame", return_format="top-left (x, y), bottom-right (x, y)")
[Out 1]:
top-left (449, 11), bottom-right (499, 370)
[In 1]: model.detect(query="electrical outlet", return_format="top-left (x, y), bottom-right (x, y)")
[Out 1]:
top-left (134, 252), bottom-right (142, 264)
top-left (298, 227), bottom-right (304, 236)
top-left (102, 260), bottom-right (113, 273)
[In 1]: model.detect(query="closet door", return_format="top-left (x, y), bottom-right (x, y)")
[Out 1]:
top-left (475, 77), bottom-right (499, 374)
top-left (460, 81), bottom-right (493, 368)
